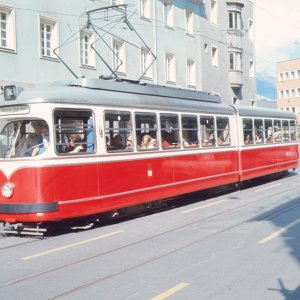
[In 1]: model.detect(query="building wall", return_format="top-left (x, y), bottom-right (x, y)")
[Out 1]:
top-left (0, 0), bottom-right (255, 105)
top-left (276, 58), bottom-right (300, 123)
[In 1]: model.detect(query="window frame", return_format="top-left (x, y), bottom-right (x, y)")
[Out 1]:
top-left (160, 113), bottom-right (181, 150)
top-left (228, 10), bottom-right (241, 30)
top-left (79, 29), bottom-right (96, 68)
top-left (140, 0), bottom-right (151, 20)
top-left (200, 115), bottom-right (216, 147)
top-left (186, 58), bottom-right (196, 87)
top-left (0, 5), bottom-right (16, 52)
top-left (112, 38), bottom-right (126, 74)
top-left (135, 112), bottom-right (158, 151)
top-left (104, 110), bottom-right (133, 153)
top-left (242, 118), bottom-right (254, 145)
top-left (229, 51), bottom-right (242, 71)
top-left (254, 119), bottom-right (264, 144)
top-left (165, 52), bottom-right (176, 83)
top-left (181, 114), bottom-right (199, 148)
top-left (39, 15), bottom-right (59, 60)
top-left (264, 119), bottom-right (273, 143)
top-left (185, 9), bottom-right (194, 36)
top-left (163, 0), bottom-right (174, 28)
top-left (216, 116), bottom-right (231, 147)
top-left (211, 45), bottom-right (219, 68)
top-left (53, 109), bottom-right (96, 156)
top-left (249, 59), bottom-right (254, 78)
top-left (141, 47), bottom-right (153, 79)
top-left (210, 0), bottom-right (218, 25)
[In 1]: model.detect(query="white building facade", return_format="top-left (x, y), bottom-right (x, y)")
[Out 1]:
top-left (0, 0), bottom-right (255, 105)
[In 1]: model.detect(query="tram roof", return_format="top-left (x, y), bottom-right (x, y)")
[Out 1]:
top-left (4, 79), bottom-right (235, 115)
top-left (1, 79), bottom-right (296, 119)
top-left (236, 105), bottom-right (296, 119)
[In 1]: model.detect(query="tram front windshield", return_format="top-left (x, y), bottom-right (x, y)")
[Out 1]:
top-left (0, 119), bottom-right (49, 158)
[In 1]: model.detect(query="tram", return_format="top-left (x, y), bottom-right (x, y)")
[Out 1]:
top-left (0, 79), bottom-right (298, 235)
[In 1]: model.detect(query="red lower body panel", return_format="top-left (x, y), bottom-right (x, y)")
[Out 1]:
top-left (0, 145), bottom-right (298, 223)
top-left (0, 151), bottom-right (239, 222)
top-left (240, 145), bottom-right (299, 181)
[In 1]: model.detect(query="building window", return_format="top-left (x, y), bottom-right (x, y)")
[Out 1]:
top-left (212, 46), bottom-right (219, 67)
top-left (185, 9), bottom-right (194, 35)
top-left (285, 89), bottom-right (290, 98)
top-left (297, 88), bottom-right (300, 97)
top-left (210, 0), bottom-right (218, 24)
top-left (39, 16), bottom-right (59, 58)
top-left (204, 43), bottom-right (208, 53)
top-left (0, 6), bottom-right (15, 51)
top-left (228, 11), bottom-right (241, 30)
top-left (285, 72), bottom-right (289, 80)
top-left (229, 52), bottom-right (241, 70)
top-left (79, 30), bottom-right (96, 67)
top-left (141, 47), bottom-right (153, 79)
top-left (248, 19), bottom-right (254, 41)
top-left (165, 53), bottom-right (176, 83)
top-left (187, 59), bottom-right (196, 87)
top-left (249, 59), bottom-right (254, 77)
top-left (164, 0), bottom-right (174, 28)
top-left (279, 90), bottom-right (284, 99)
top-left (140, 0), bottom-right (151, 19)
top-left (291, 88), bottom-right (295, 98)
top-left (113, 39), bottom-right (126, 73)
top-left (291, 71), bottom-right (295, 79)
top-left (279, 72), bottom-right (284, 81)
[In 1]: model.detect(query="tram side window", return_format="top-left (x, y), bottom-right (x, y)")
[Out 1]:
top-left (160, 114), bottom-right (180, 149)
top-left (135, 113), bottom-right (158, 150)
top-left (274, 119), bottom-right (282, 142)
top-left (290, 120), bottom-right (297, 141)
top-left (282, 120), bottom-right (290, 142)
top-left (200, 116), bottom-right (215, 147)
top-left (254, 119), bottom-right (264, 144)
top-left (216, 117), bottom-right (231, 146)
top-left (182, 115), bottom-right (199, 148)
top-left (54, 110), bottom-right (95, 155)
top-left (264, 119), bottom-right (273, 143)
top-left (243, 118), bottom-right (254, 145)
top-left (105, 111), bottom-right (133, 152)
top-left (0, 119), bottom-right (49, 158)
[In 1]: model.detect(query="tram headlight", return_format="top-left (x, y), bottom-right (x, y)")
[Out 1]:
top-left (1, 182), bottom-right (14, 198)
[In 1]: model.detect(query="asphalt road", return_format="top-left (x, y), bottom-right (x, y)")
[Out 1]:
top-left (1, 171), bottom-right (300, 300)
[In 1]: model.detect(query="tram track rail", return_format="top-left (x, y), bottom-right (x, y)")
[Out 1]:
top-left (1, 177), bottom-right (300, 297)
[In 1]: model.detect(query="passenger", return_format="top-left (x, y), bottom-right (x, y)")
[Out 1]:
top-left (162, 132), bottom-right (172, 148)
top-left (111, 134), bottom-right (124, 150)
top-left (65, 134), bottom-right (83, 153)
top-left (140, 134), bottom-right (156, 149)
top-left (267, 135), bottom-right (273, 143)
top-left (21, 121), bottom-right (43, 156)
top-left (31, 125), bottom-right (49, 156)
top-left (245, 133), bottom-right (253, 144)
top-left (217, 134), bottom-right (224, 145)
top-left (209, 131), bottom-right (215, 145)
top-left (255, 132), bottom-right (263, 143)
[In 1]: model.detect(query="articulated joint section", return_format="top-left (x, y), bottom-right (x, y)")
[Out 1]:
top-left (0, 202), bottom-right (58, 214)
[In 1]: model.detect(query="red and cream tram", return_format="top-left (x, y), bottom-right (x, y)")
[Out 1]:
top-left (0, 79), bottom-right (298, 234)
